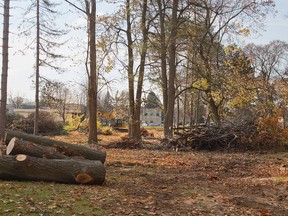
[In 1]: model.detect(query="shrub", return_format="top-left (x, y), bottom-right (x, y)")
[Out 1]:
top-left (64, 115), bottom-right (102, 133)
top-left (252, 110), bottom-right (288, 150)
top-left (99, 126), bottom-right (114, 135)
top-left (6, 113), bottom-right (24, 127)
top-left (9, 111), bottom-right (64, 135)
top-left (64, 114), bottom-right (84, 131)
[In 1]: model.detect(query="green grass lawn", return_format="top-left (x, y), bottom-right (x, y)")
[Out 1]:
top-left (0, 181), bottom-right (108, 216)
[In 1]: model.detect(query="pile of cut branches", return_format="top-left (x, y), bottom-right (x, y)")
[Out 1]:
top-left (106, 136), bottom-right (143, 149)
top-left (166, 123), bottom-right (258, 151)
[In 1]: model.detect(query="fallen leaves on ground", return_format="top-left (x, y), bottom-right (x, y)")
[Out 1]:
top-left (1, 131), bottom-right (288, 215)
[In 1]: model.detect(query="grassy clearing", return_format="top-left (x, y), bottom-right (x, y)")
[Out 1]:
top-left (0, 181), bottom-right (108, 216)
top-left (2, 132), bottom-right (288, 215)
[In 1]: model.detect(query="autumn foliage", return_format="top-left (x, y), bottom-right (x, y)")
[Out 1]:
top-left (252, 111), bottom-right (288, 150)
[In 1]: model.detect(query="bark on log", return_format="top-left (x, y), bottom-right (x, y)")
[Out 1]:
top-left (5, 130), bottom-right (106, 163)
top-left (7, 138), bottom-right (68, 159)
top-left (0, 154), bottom-right (106, 185)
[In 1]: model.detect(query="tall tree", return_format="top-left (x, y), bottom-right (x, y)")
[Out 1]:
top-left (149, 0), bottom-right (180, 138)
top-left (0, 0), bottom-right (10, 143)
top-left (100, 0), bottom-right (150, 141)
top-left (19, 0), bottom-right (66, 134)
top-left (184, 0), bottom-right (275, 124)
top-left (86, 0), bottom-right (98, 143)
top-left (244, 40), bottom-right (288, 114)
top-left (64, 0), bottom-right (98, 143)
top-left (156, 0), bottom-right (168, 135)
top-left (166, 0), bottom-right (179, 137)
top-left (145, 91), bottom-right (161, 109)
top-left (9, 95), bottom-right (25, 109)
top-left (34, 0), bottom-right (40, 135)
top-left (133, 0), bottom-right (149, 141)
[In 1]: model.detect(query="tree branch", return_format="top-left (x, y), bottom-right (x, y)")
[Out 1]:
top-left (63, 0), bottom-right (86, 14)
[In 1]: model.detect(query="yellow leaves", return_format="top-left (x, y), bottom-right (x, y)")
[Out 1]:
top-left (193, 78), bottom-right (209, 90)
top-left (211, 91), bottom-right (223, 105)
top-left (227, 86), bottom-right (255, 109)
top-left (238, 28), bottom-right (250, 37)
top-left (235, 22), bottom-right (251, 37)
top-left (224, 44), bottom-right (239, 54)
top-left (64, 114), bottom-right (85, 131)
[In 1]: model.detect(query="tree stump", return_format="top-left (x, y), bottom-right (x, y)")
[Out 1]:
top-left (0, 154), bottom-right (106, 185)
top-left (7, 138), bottom-right (68, 159)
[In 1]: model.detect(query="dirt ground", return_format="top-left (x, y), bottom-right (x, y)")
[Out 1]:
top-left (54, 131), bottom-right (288, 215)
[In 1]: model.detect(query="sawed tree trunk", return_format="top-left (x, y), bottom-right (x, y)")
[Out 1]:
top-left (0, 154), bottom-right (105, 185)
top-left (7, 137), bottom-right (68, 159)
top-left (5, 130), bottom-right (106, 163)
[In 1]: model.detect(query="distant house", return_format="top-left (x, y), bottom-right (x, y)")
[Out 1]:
top-left (140, 107), bottom-right (162, 126)
top-left (140, 91), bottom-right (162, 126)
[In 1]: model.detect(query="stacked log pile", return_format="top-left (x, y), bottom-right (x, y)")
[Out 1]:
top-left (168, 123), bottom-right (257, 151)
top-left (0, 130), bottom-right (106, 185)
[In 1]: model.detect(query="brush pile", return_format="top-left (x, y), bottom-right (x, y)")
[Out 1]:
top-left (166, 122), bottom-right (259, 151)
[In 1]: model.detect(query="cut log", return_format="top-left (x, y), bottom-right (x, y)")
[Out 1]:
top-left (0, 154), bottom-right (106, 185)
top-left (7, 138), bottom-right (68, 159)
top-left (5, 130), bottom-right (106, 163)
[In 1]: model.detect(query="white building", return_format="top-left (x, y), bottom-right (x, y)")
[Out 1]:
top-left (140, 107), bottom-right (162, 126)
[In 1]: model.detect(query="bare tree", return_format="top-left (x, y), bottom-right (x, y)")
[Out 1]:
top-left (0, 0), bottom-right (10, 143)
top-left (19, 0), bottom-right (67, 134)
top-left (244, 40), bottom-right (288, 114)
top-left (64, 0), bottom-right (98, 144)
top-left (40, 80), bottom-right (71, 122)
top-left (9, 95), bottom-right (24, 109)
top-left (98, 0), bottom-right (150, 141)
top-left (166, 0), bottom-right (179, 138)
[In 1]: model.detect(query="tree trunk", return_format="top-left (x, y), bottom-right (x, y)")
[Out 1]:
top-left (0, 0), bottom-right (10, 143)
top-left (7, 137), bottom-right (68, 159)
top-left (87, 0), bottom-right (98, 144)
top-left (189, 93), bottom-right (194, 127)
top-left (125, 0), bottom-right (135, 138)
top-left (5, 130), bottom-right (106, 163)
top-left (176, 97), bottom-right (180, 131)
top-left (206, 89), bottom-right (221, 124)
top-left (166, 0), bottom-right (179, 138)
top-left (194, 91), bottom-right (200, 124)
top-left (157, 0), bottom-right (169, 138)
top-left (134, 0), bottom-right (148, 141)
top-left (183, 68), bottom-right (188, 126)
top-left (34, 0), bottom-right (40, 135)
top-left (0, 154), bottom-right (105, 185)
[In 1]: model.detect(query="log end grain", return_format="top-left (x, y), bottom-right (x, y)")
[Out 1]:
top-left (6, 137), bottom-right (16, 155)
top-left (75, 173), bottom-right (94, 184)
top-left (16, 154), bottom-right (27, 162)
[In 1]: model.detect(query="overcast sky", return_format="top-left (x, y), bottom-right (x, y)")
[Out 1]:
top-left (0, 0), bottom-right (288, 101)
